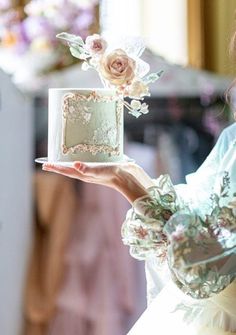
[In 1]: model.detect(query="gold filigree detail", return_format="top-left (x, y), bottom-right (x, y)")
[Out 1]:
top-left (62, 143), bottom-right (119, 156)
top-left (63, 91), bottom-right (119, 105)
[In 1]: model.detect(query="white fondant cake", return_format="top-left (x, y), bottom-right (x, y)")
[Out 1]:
top-left (48, 88), bottom-right (124, 162)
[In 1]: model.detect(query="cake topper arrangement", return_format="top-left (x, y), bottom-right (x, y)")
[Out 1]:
top-left (56, 32), bottom-right (163, 118)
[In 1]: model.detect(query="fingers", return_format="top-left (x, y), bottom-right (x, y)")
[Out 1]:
top-left (42, 163), bottom-right (97, 183)
top-left (73, 162), bottom-right (114, 177)
top-left (43, 163), bottom-right (74, 173)
top-left (74, 162), bottom-right (86, 172)
top-left (42, 163), bottom-right (81, 179)
top-left (42, 161), bottom-right (133, 186)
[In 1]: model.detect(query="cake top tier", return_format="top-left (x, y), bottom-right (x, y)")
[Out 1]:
top-left (49, 88), bottom-right (116, 93)
top-left (56, 33), bottom-right (163, 118)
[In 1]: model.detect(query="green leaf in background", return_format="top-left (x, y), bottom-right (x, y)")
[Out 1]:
top-left (143, 70), bottom-right (164, 84)
top-left (56, 32), bottom-right (84, 47)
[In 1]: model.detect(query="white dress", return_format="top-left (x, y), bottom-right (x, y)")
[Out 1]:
top-left (122, 123), bottom-right (236, 335)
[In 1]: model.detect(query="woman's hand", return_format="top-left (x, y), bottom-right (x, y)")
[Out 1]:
top-left (42, 162), bottom-right (154, 203)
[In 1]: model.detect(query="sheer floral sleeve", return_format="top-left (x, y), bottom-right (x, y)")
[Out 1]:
top-left (121, 124), bottom-right (236, 299)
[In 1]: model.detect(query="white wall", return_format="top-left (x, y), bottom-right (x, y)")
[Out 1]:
top-left (0, 70), bottom-right (33, 335)
top-left (100, 0), bottom-right (188, 65)
top-left (141, 0), bottom-right (188, 65)
top-left (100, 0), bottom-right (142, 36)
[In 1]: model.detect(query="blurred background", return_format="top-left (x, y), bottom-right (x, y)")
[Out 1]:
top-left (0, 1), bottom-right (236, 334)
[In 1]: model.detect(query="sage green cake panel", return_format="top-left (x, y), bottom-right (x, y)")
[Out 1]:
top-left (48, 88), bottom-right (124, 162)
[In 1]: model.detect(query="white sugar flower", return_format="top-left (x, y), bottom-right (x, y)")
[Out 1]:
top-left (85, 34), bottom-right (107, 55)
top-left (140, 103), bottom-right (149, 114)
top-left (81, 61), bottom-right (90, 71)
top-left (127, 80), bottom-right (150, 98)
top-left (126, 100), bottom-right (149, 118)
top-left (57, 32), bottom-right (163, 117)
top-left (130, 99), bottom-right (141, 110)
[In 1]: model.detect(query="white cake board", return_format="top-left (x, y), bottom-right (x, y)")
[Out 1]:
top-left (35, 155), bottom-right (135, 168)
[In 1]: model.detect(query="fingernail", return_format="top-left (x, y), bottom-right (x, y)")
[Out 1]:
top-left (74, 162), bottom-right (81, 169)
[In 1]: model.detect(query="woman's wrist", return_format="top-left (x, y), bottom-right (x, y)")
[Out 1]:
top-left (113, 167), bottom-right (148, 203)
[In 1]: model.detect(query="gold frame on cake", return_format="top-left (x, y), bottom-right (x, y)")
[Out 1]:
top-left (61, 91), bottom-right (123, 157)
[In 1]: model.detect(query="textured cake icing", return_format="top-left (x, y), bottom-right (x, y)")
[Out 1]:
top-left (48, 88), bottom-right (124, 162)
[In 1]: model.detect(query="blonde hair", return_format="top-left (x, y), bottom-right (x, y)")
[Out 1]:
top-left (229, 29), bottom-right (236, 61)
top-left (226, 31), bottom-right (236, 120)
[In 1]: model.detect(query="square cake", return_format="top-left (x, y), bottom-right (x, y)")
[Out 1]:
top-left (48, 88), bottom-right (124, 162)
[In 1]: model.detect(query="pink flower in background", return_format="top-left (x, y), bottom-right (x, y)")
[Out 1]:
top-left (85, 34), bottom-right (107, 55)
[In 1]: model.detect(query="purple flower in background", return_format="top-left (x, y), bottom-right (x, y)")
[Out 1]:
top-left (23, 16), bottom-right (55, 42)
top-left (0, 0), bottom-right (99, 79)
top-left (10, 24), bottom-right (30, 54)
top-left (71, 8), bottom-right (95, 36)
top-left (50, 2), bottom-right (79, 30)
top-left (0, 0), bottom-right (10, 10)
top-left (0, 9), bottom-right (20, 29)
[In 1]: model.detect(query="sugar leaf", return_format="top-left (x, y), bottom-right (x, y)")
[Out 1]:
top-left (56, 32), bottom-right (84, 47)
top-left (143, 70), bottom-right (164, 84)
top-left (128, 110), bottom-right (142, 118)
top-left (69, 45), bottom-right (89, 59)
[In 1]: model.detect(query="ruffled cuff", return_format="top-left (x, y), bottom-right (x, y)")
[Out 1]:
top-left (121, 175), bottom-right (182, 261)
top-left (164, 206), bottom-right (236, 299)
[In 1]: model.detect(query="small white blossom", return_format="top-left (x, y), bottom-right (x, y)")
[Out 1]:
top-left (81, 61), bottom-right (90, 71)
top-left (140, 103), bottom-right (149, 114)
top-left (130, 99), bottom-right (141, 110)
